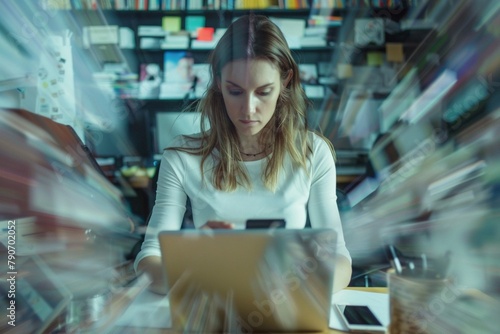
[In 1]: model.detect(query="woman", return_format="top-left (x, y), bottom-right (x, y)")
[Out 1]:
top-left (135, 14), bottom-right (352, 293)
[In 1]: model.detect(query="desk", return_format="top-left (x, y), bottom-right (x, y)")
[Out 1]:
top-left (104, 287), bottom-right (388, 334)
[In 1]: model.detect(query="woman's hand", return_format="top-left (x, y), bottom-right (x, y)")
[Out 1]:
top-left (136, 256), bottom-right (168, 295)
top-left (200, 221), bottom-right (234, 229)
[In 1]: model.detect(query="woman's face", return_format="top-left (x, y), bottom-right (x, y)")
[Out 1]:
top-left (219, 58), bottom-right (283, 141)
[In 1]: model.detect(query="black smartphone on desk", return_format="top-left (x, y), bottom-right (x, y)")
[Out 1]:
top-left (335, 304), bottom-right (385, 333)
top-left (245, 219), bottom-right (286, 229)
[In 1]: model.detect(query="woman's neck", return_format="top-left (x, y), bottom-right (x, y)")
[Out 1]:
top-left (237, 131), bottom-right (273, 160)
top-left (238, 143), bottom-right (272, 161)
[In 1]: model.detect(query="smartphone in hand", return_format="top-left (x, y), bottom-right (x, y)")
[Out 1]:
top-left (245, 219), bottom-right (286, 229)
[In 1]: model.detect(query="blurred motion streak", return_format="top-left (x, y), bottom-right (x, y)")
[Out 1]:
top-left (340, 2), bottom-right (500, 332)
top-left (0, 108), bottom-right (140, 332)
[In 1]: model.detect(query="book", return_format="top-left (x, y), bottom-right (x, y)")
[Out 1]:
top-left (164, 51), bottom-right (194, 83)
top-left (160, 51), bottom-right (195, 99)
top-left (192, 64), bottom-right (210, 98)
top-left (161, 52), bottom-right (209, 99)
top-left (160, 64), bottom-right (209, 99)
top-left (299, 64), bottom-right (319, 84)
top-left (139, 63), bottom-right (162, 98)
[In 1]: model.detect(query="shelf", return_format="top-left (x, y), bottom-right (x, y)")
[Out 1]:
top-left (65, 8), bottom-right (313, 19)
top-left (63, 7), bottom-right (410, 15)
top-left (108, 8), bottom-right (313, 15)
top-left (0, 74), bottom-right (36, 92)
top-left (135, 46), bottom-right (336, 52)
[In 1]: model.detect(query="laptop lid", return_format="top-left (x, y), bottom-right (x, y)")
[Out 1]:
top-left (158, 228), bottom-right (337, 333)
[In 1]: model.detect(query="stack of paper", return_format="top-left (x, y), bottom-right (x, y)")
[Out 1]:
top-left (161, 32), bottom-right (190, 49)
top-left (140, 38), bottom-right (162, 49)
top-left (270, 17), bottom-right (306, 49)
top-left (300, 26), bottom-right (328, 47)
top-left (138, 26), bottom-right (165, 50)
top-left (138, 26), bottom-right (165, 37)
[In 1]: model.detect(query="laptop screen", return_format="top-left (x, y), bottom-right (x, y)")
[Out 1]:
top-left (158, 228), bottom-right (337, 333)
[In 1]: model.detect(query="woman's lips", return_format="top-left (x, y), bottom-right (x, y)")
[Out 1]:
top-left (240, 120), bottom-right (258, 125)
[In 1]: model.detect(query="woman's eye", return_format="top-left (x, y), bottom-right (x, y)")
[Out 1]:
top-left (229, 90), bottom-right (242, 96)
top-left (259, 91), bottom-right (271, 96)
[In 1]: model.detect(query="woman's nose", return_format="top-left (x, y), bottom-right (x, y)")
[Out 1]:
top-left (242, 94), bottom-right (257, 114)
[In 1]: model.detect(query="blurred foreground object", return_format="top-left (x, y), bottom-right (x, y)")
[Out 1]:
top-left (0, 108), bottom-right (142, 332)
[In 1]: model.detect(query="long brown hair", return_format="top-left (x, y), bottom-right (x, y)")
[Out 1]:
top-left (170, 14), bottom-right (327, 191)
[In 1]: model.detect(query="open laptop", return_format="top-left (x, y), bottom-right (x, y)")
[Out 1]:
top-left (158, 228), bottom-right (337, 333)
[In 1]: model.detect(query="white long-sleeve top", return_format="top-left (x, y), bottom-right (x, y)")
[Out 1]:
top-left (134, 132), bottom-right (351, 270)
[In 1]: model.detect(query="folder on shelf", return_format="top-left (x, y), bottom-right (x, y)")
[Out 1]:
top-left (162, 16), bottom-right (182, 33)
top-left (185, 16), bottom-right (206, 37)
top-left (386, 43), bottom-right (405, 63)
top-left (337, 63), bottom-right (353, 79)
top-left (367, 52), bottom-right (384, 66)
top-left (197, 27), bottom-right (215, 41)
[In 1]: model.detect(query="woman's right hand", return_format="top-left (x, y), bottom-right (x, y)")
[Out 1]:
top-left (200, 221), bottom-right (234, 229)
top-left (136, 256), bottom-right (168, 295)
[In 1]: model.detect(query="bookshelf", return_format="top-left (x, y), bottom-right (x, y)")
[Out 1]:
top-left (60, 4), bottom-right (423, 97)
top-left (45, 0), bottom-right (419, 10)
top-left (43, 1), bottom-right (432, 182)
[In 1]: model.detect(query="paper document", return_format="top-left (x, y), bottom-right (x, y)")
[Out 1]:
top-left (115, 289), bottom-right (171, 328)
